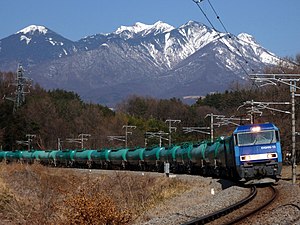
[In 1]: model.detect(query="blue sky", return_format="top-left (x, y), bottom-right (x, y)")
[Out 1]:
top-left (0, 0), bottom-right (299, 58)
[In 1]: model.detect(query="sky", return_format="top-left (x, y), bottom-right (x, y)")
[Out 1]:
top-left (0, 0), bottom-right (299, 58)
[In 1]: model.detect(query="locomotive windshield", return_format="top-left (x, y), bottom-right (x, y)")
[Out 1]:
top-left (236, 130), bottom-right (277, 146)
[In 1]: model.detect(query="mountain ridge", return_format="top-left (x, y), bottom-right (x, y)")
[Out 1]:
top-left (0, 21), bottom-right (279, 106)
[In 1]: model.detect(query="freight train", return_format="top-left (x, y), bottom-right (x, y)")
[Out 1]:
top-left (0, 123), bottom-right (282, 184)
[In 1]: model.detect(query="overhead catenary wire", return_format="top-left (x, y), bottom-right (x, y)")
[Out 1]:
top-left (205, 0), bottom-right (300, 70)
top-left (207, 0), bottom-right (229, 34)
top-left (207, 0), bottom-right (255, 72)
top-left (192, 0), bottom-right (216, 30)
top-left (192, 0), bottom-right (256, 78)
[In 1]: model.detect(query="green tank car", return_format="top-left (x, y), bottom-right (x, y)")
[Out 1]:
top-left (55, 150), bottom-right (75, 166)
top-left (19, 151), bottom-right (35, 163)
top-left (91, 149), bottom-right (110, 168)
top-left (32, 150), bottom-right (51, 164)
top-left (127, 147), bottom-right (145, 169)
top-left (108, 148), bottom-right (129, 168)
top-left (159, 145), bottom-right (180, 163)
top-left (72, 150), bottom-right (95, 167)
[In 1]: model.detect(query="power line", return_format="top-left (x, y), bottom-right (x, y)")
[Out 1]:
top-left (192, 0), bottom-right (216, 30)
top-left (192, 0), bottom-right (256, 78)
top-left (207, 0), bottom-right (256, 74)
top-left (205, 0), bottom-right (300, 71)
top-left (207, 0), bottom-right (229, 34)
top-left (237, 100), bottom-right (291, 124)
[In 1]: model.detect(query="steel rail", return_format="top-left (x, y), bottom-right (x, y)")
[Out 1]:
top-left (222, 185), bottom-right (277, 225)
top-left (182, 186), bottom-right (257, 225)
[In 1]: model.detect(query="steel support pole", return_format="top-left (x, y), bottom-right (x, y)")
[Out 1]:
top-left (125, 126), bottom-right (128, 148)
top-left (58, 138), bottom-right (61, 150)
top-left (251, 100), bottom-right (254, 124)
top-left (165, 119), bottom-right (181, 147)
top-left (210, 113), bottom-right (214, 142)
top-left (159, 136), bottom-right (162, 147)
top-left (291, 82), bottom-right (297, 185)
top-left (167, 120), bottom-right (172, 147)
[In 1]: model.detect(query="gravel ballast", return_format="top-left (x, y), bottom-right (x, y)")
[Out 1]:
top-left (133, 166), bottom-right (300, 225)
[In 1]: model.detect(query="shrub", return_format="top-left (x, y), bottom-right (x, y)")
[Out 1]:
top-left (63, 189), bottom-right (131, 225)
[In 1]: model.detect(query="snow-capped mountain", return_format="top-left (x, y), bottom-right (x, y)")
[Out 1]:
top-left (18, 25), bottom-right (49, 34)
top-left (0, 25), bottom-right (77, 71)
top-left (0, 21), bottom-right (280, 106)
top-left (115, 21), bottom-right (175, 38)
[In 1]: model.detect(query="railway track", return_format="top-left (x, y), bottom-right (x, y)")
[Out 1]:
top-left (182, 185), bottom-right (277, 225)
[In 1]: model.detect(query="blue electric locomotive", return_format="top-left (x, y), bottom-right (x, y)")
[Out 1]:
top-left (232, 123), bottom-right (282, 184)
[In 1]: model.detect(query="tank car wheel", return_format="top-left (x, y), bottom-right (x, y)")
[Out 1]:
top-left (87, 161), bottom-right (92, 169)
top-left (186, 163), bottom-right (192, 174)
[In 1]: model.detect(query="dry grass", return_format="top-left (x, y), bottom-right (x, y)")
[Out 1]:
top-left (0, 163), bottom-right (192, 224)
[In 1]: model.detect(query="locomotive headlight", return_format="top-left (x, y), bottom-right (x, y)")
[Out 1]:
top-left (250, 126), bottom-right (261, 132)
top-left (267, 153), bottom-right (278, 159)
top-left (245, 155), bottom-right (251, 161)
top-left (240, 153), bottom-right (278, 161)
top-left (240, 155), bottom-right (251, 161)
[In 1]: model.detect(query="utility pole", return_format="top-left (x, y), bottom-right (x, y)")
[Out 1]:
top-left (57, 138), bottom-right (62, 150)
top-left (250, 73), bottom-right (300, 184)
top-left (108, 125), bottom-right (136, 148)
top-left (16, 134), bottom-right (36, 150)
top-left (165, 119), bottom-right (181, 146)
top-left (205, 113), bottom-right (249, 142)
top-left (123, 125), bottom-right (136, 148)
top-left (145, 131), bottom-right (169, 147)
top-left (205, 113), bottom-right (220, 142)
top-left (78, 134), bottom-right (91, 150)
top-left (26, 134), bottom-right (36, 150)
top-left (291, 80), bottom-right (297, 185)
top-left (66, 133), bottom-right (91, 150)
